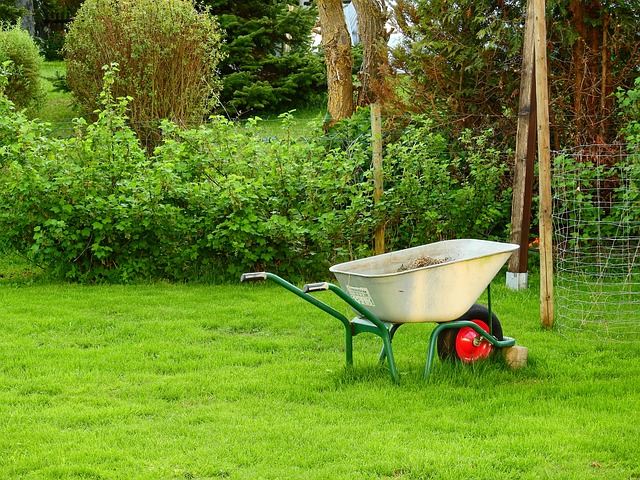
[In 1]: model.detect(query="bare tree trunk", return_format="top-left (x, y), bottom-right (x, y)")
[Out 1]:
top-left (569, 0), bottom-right (615, 145)
top-left (351, 0), bottom-right (389, 106)
top-left (16, 0), bottom-right (35, 37)
top-left (318, 0), bottom-right (354, 124)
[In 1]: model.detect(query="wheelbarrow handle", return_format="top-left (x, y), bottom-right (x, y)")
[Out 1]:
top-left (240, 272), bottom-right (268, 282)
top-left (240, 272), bottom-right (351, 330)
top-left (302, 282), bottom-right (329, 293)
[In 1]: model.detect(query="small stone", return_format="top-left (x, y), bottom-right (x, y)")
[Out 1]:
top-left (502, 345), bottom-right (528, 369)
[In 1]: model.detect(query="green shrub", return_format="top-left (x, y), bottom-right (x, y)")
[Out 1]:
top-left (617, 77), bottom-right (640, 149)
top-left (0, 23), bottom-right (43, 110)
top-left (552, 152), bottom-right (640, 272)
top-left (381, 118), bottom-right (513, 248)
top-left (0, 72), bottom-right (512, 283)
top-left (64, 0), bottom-right (224, 146)
top-left (548, 80), bottom-right (640, 268)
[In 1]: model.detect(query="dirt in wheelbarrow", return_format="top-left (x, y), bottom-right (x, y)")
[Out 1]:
top-left (397, 255), bottom-right (452, 272)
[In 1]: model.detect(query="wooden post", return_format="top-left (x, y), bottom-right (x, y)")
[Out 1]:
top-left (371, 103), bottom-right (385, 255)
top-left (534, 0), bottom-right (554, 328)
top-left (507, 0), bottom-right (537, 290)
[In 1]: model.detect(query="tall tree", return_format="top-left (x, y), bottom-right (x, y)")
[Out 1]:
top-left (317, 0), bottom-right (354, 123)
top-left (200, 0), bottom-right (326, 116)
top-left (351, 0), bottom-right (390, 105)
top-left (1, 1), bottom-right (24, 23)
top-left (549, 0), bottom-right (640, 145)
top-left (392, 0), bottom-right (524, 140)
top-left (16, 0), bottom-right (34, 36)
top-left (392, 0), bottom-right (640, 146)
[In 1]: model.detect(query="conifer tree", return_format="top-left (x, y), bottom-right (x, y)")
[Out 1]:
top-left (0, 0), bottom-right (25, 23)
top-left (202, 0), bottom-right (327, 116)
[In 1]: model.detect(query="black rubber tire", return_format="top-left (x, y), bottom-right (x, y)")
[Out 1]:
top-left (436, 304), bottom-right (503, 362)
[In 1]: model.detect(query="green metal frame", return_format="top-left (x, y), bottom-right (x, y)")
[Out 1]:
top-left (240, 272), bottom-right (516, 382)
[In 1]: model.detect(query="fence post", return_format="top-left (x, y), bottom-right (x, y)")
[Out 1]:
top-left (371, 103), bottom-right (384, 255)
top-left (534, 0), bottom-right (554, 328)
top-left (507, 0), bottom-right (536, 291)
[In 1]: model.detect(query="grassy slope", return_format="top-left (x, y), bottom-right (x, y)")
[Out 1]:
top-left (32, 61), bottom-right (325, 139)
top-left (0, 279), bottom-right (638, 479)
top-left (33, 61), bottom-right (80, 127)
top-left (3, 61), bottom-right (638, 480)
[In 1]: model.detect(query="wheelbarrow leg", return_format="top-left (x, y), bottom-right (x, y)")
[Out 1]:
top-left (322, 284), bottom-right (400, 383)
top-left (378, 323), bottom-right (402, 365)
top-left (344, 327), bottom-right (354, 366)
top-left (348, 318), bottom-right (399, 382)
top-left (380, 332), bottom-right (399, 382)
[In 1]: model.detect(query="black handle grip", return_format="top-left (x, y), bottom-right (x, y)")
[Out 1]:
top-left (240, 272), bottom-right (268, 282)
top-left (302, 282), bottom-right (329, 294)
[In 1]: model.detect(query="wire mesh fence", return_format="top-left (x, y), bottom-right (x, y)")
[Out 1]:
top-left (552, 144), bottom-right (640, 337)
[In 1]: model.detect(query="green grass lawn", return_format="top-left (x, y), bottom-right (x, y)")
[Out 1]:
top-left (33, 61), bottom-right (81, 129)
top-left (31, 61), bottom-right (324, 140)
top-left (4, 62), bottom-right (640, 477)
top-left (0, 276), bottom-right (638, 479)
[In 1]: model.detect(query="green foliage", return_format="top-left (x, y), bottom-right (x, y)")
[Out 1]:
top-left (63, 0), bottom-right (224, 146)
top-left (553, 152), bottom-right (640, 275)
top-left (382, 117), bottom-right (512, 247)
top-left (616, 77), bottom-right (640, 148)
top-left (0, 75), bottom-right (367, 282)
top-left (0, 1), bottom-right (25, 23)
top-left (202, 0), bottom-right (327, 117)
top-left (391, 0), bottom-right (524, 144)
top-left (0, 23), bottom-right (44, 110)
top-left (0, 71), bottom-right (511, 283)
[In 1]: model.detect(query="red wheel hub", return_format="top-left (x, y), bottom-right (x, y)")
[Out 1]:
top-left (455, 319), bottom-right (492, 363)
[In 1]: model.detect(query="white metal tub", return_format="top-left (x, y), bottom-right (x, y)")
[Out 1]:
top-left (329, 239), bottom-right (519, 323)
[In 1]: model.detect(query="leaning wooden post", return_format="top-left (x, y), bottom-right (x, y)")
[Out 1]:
top-left (507, 0), bottom-right (537, 291)
top-left (534, 0), bottom-right (554, 328)
top-left (371, 103), bottom-right (385, 255)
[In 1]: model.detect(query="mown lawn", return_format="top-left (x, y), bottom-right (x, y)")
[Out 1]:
top-left (34, 61), bottom-right (81, 128)
top-left (32, 61), bottom-right (324, 140)
top-left (0, 275), bottom-right (638, 479)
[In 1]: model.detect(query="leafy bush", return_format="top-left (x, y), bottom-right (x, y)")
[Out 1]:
top-left (617, 77), bottom-right (640, 149)
top-left (0, 23), bottom-right (43, 110)
top-left (0, 72), bottom-right (512, 283)
top-left (550, 83), bottom-right (640, 275)
top-left (64, 0), bottom-right (224, 146)
top-left (553, 152), bottom-right (640, 273)
top-left (0, 71), bottom-right (368, 281)
top-left (381, 117), bottom-right (512, 248)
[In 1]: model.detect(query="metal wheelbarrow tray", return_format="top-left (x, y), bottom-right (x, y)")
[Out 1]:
top-left (330, 239), bottom-right (519, 323)
top-left (241, 239), bottom-right (519, 382)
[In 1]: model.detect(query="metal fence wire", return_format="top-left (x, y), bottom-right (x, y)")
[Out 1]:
top-left (552, 144), bottom-right (640, 337)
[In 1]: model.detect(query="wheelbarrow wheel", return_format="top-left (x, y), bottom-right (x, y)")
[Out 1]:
top-left (436, 304), bottom-right (503, 363)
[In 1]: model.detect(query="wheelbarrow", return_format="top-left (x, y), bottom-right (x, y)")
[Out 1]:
top-left (241, 239), bottom-right (519, 382)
